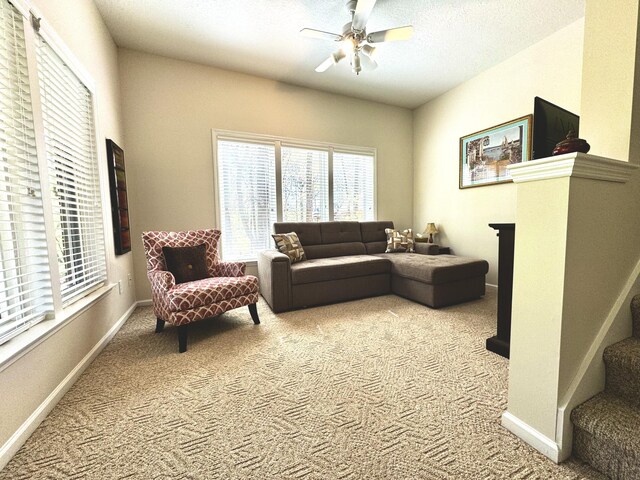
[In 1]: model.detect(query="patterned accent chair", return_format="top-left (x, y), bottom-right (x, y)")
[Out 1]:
top-left (142, 229), bottom-right (260, 353)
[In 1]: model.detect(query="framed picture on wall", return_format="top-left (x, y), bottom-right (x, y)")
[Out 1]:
top-left (106, 139), bottom-right (131, 254)
top-left (459, 115), bottom-right (532, 189)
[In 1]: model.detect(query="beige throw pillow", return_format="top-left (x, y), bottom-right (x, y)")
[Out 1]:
top-left (272, 232), bottom-right (306, 263)
top-left (385, 228), bottom-right (415, 253)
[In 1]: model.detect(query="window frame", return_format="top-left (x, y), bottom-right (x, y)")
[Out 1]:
top-left (0, 0), bottom-right (115, 359)
top-left (212, 129), bottom-right (377, 262)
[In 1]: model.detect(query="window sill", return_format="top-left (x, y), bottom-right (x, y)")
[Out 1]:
top-left (0, 283), bottom-right (116, 373)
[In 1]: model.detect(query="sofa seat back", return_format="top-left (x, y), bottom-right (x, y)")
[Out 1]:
top-left (360, 221), bottom-right (394, 254)
top-left (273, 220), bottom-right (394, 259)
top-left (290, 255), bottom-right (391, 285)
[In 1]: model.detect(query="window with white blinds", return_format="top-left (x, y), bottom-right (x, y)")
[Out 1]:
top-left (217, 140), bottom-right (277, 262)
top-left (333, 151), bottom-right (375, 221)
top-left (0, 0), bottom-right (53, 344)
top-left (36, 34), bottom-right (106, 304)
top-left (281, 146), bottom-right (329, 222)
top-left (215, 133), bottom-right (376, 261)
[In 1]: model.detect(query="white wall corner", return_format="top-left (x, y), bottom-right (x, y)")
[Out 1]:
top-left (508, 152), bottom-right (638, 184)
top-left (502, 411), bottom-right (561, 463)
top-left (0, 301), bottom-right (137, 471)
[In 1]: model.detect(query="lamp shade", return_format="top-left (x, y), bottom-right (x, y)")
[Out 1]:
top-left (424, 223), bottom-right (438, 235)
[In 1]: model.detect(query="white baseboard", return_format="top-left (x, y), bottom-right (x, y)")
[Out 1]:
top-left (137, 299), bottom-right (152, 307)
top-left (502, 411), bottom-right (560, 463)
top-left (486, 283), bottom-right (498, 290)
top-left (0, 301), bottom-right (137, 471)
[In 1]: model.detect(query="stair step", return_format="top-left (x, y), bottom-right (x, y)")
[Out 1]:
top-left (604, 337), bottom-right (640, 406)
top-left (572, 393), bottom-right (640, 479)
top-left (632, 294), bottom-right (640, 338)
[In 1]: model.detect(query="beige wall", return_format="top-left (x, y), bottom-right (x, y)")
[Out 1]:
top-left (580, 0), bottom-right (640, 160)
top-left (0, 0), bottom-right (135, 457)
top-left (505, 0), bottom-right (640, 460)
top-left (118, 49), bottom-right (414, 301)
top-left (413, 20), bottom-right (584, 285)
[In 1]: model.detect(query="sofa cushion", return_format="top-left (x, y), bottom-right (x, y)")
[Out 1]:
top-left (290, 255), bottom-right (390, 285)
top-left (360, 221), bottom-right (394, 242)
top-left (167, 276), bottom-right (259, 311)
top-left (320, 222), bottom-right (361, 244)
top-left (364, 241), bottom-right (387, 254)
top-left (303, 242), bottom-right (366, 259)
top-left (272, 232), bottom-right (306, 263)
top-left (274, 222), bottom-right (322, 246)
top-left (362, 221), bottom-right (394, 254)
top-left (374, 253), bottom-right (489, 285)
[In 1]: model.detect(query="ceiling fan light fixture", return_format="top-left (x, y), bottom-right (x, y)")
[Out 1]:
top-left (332, 50), bottom-right (346, 64)
top-left (351, 52), bottom-right (362, 75)
top-left (340, 37), bottom-right (355, 55)
top-left (361, 44), bottom-right (376, 59)
top-left (302, 0), bottom-right (414, 75)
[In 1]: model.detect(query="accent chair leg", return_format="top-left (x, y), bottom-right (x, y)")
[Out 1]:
top-left (248, 303), bottom-right (260, 324)
top-left (178, 325), bottom-right (188, 353)
top-left (155, 318), bottom-right (165, 333)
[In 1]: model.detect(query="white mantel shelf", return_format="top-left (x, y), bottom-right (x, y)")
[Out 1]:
top-left (507, 152), bottom-right (639, 184)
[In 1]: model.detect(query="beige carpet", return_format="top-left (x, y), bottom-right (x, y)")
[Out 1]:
top-left (1, 291), bottom-right (604, 479)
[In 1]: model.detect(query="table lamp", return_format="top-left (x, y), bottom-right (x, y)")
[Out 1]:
top-left (424, 223), bottom-right (438, 243)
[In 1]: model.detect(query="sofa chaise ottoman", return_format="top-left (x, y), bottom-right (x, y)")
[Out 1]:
top-left (257, 221), bottom-right (489, 312)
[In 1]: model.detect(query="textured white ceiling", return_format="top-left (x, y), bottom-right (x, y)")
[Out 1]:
top-left (94, 0), bottom-right (585, 109)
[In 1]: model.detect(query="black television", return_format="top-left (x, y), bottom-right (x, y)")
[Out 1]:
top-left (532, 97), bottom-right (580, 159)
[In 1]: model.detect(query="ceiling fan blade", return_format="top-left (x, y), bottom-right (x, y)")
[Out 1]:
top-left (315, 56), bottom-right (335, 72)
top-left (367, 25), bottom-right (414, 43)
top-left (300, 28), bottom-right (342, 42)
top-left (314, 50), bottom-right (346, 73)
top-left (352, 0), bottom-right (377, 32)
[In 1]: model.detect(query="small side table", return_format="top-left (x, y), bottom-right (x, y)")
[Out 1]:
top-left (438, 246), bottom-right (451, 254)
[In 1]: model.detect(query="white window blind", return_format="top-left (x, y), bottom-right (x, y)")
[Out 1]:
top-left (217, 140), bottom-right (277, 261)
top-left (0, 1), bottom-right (53, 344)
top-left (281, 146), bottom-right (329, 222)
top-left (36, 34), bottom-right (106, 304)
top-left (333, 151), bottom-right (375, 221)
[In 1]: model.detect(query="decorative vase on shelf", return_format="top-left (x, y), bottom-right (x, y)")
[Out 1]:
top-left (552, 130), bottom-right (591, 156)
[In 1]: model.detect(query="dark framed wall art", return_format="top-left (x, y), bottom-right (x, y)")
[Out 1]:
top-left (459, 115), bottom-right (532, 189)
top-left (106, 139), bottom-right (131, 254)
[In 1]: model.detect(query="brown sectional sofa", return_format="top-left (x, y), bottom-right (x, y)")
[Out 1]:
top-left (258, 221), bottom-right (489, 313)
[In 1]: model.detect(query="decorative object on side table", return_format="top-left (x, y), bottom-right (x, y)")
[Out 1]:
top-left (460, 115), bottom-right (532, 189)
top-left (106, 139), bottom-right (131, 254)
top-left (424, 222), bottom-right (438, 243)
top-left (552, 130), bottom-right (591, 155)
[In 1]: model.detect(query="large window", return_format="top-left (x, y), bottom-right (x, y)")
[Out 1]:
top-left (37, 34), bottom-right (106, 304)
top-left (281, 146), bottom-right (329, 223)
top-left (217, 140), bottom-right (277, 262)
top-left (0, 0), bottom-right (53, 344)
top-left (214, 132), bottom-right (376, 261)
top-left (333, 151), bottom-right (375, 221)
top-left (0, 0), bottom-right (106, 345)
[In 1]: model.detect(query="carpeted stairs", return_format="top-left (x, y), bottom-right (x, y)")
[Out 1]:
top-left (571, 294), bottom-right (640, 479)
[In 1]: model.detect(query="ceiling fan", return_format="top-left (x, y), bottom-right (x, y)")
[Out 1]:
top-left (300, 0), bottom-right (414, 75)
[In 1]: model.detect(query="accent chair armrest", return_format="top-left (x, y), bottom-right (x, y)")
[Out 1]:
top-left (257, 250), bottom-right (291, 312)
top-left (415, 243), bottom-right (441, 255)
top-left (147, 270), bottom-right (176, 292)
top-left (215, 261), bottom-right (246, 277)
